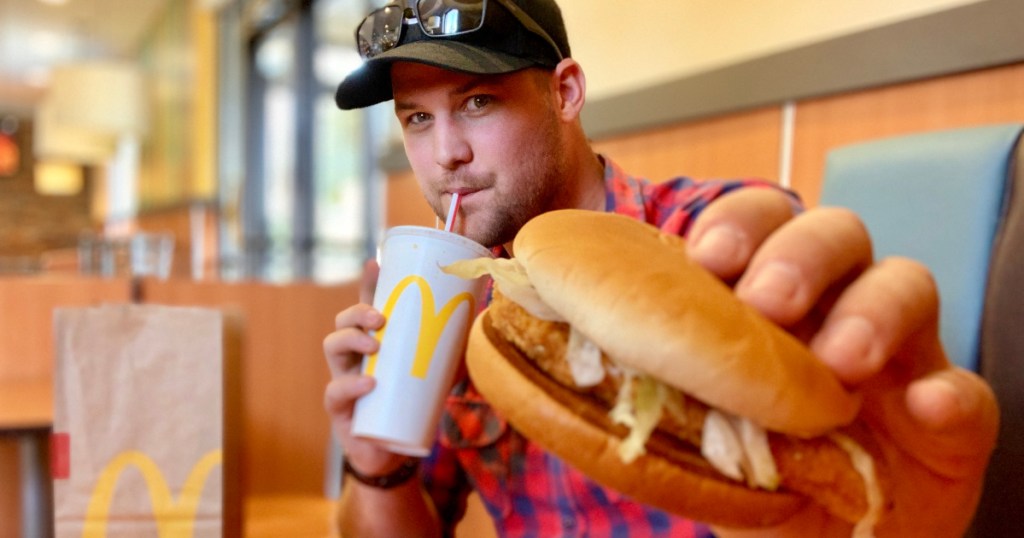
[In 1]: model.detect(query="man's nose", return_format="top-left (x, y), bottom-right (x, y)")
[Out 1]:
top-left (433, 121), bottom-right (472, 169)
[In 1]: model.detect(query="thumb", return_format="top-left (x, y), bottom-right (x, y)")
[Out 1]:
top-left (903, 367), bottom-right (999, 480)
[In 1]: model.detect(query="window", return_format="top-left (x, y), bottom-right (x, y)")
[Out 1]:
top-left (217, 0), bottom-right (392, 283)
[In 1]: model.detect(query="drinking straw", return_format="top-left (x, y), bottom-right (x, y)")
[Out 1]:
top-left (444, 192), bottom-right (461, 232)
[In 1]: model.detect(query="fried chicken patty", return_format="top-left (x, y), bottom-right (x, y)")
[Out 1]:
top-left (488, 290), bottom-right (885, 524)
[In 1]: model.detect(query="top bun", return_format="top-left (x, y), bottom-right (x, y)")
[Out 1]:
top-left (512, 209), bottom-right (860, 436)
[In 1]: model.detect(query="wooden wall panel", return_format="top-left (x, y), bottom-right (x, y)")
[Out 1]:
top-left (138, 279), bottom-right (359, 497)
top-left (0, 276), bottom-right (134, 381)
top-left (385, 169), bottom-right (437, 229)
top-left (591, 107), bottom-right (783, 183)
top-left (790, 62), bottom-right (1024, 205)
top-left (0, 440), bottom-right (18, 537)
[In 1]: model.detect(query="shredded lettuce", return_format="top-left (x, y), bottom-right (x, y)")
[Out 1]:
top-left (608, 369), bottom-right (637, 428)
top-left (442, 258), bottom-right (565, 321)
top-left (610, 373), bottom-right (667, 464)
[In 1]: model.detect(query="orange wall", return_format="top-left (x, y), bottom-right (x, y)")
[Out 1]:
top-left (790, 63), bottom-right (1024, 204)
top-left (385, 168), bottom-right (437, 229)
top-left (592, 106), bottom-right (784, 184)
top-left (0, 276), bottom-right (134, 381)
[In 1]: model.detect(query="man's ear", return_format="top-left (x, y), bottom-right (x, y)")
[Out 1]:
top-left (552, 58), bottom-right (586, 121)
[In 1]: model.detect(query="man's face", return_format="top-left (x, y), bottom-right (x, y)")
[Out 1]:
top-left (391, 62), bottom-right (572, 248)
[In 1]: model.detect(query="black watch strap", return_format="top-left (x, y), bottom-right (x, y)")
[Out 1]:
top-left (342, 458), bottom-right (419, 489)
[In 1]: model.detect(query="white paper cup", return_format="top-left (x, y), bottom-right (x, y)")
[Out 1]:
top-left (351, 226), bottom-right (492, 456)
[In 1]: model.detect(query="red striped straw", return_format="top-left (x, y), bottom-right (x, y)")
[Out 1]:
top-left (444, 192), bottom-right (461, 232)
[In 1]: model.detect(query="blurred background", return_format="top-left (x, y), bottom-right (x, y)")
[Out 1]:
top-left (0, 0), bottom-right (388, 283)
top-left (0, 0), bottom-right (989, 284)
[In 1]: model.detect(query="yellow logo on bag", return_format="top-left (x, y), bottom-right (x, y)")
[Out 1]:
top-left (83, 449), bottom-right (222, 537)
top-left (366, 275), bottom-right (475, 379)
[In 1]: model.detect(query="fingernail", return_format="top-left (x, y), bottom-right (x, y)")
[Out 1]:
top-left (356, 376), bottom-right (375, 391)
top-left (360, 336), bottom-right (380, 355)
top-left (743, 262), bottom-right (802, 303)
top-left (366, 310), bottom-right (385, 328)
top-left (910, 375), bottom-right (980, 430)
top-left (920, 376), bottom-right (963, 407)
top-left (816, 316), bottom-right (879, 380)
top-left (691, 225), bottom-right (747, 266)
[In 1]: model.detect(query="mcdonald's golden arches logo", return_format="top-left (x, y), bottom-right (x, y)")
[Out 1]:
top-left (366, 275), bottom-right (476, 379)
top-left (83, 449), bottom-right (222, 537)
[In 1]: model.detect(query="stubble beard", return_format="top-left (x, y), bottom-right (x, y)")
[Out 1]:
top-left (463, 120), bottom-right (569, 248)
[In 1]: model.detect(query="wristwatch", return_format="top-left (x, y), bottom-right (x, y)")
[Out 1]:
top-left (342, 457), bottom-right (420, 489)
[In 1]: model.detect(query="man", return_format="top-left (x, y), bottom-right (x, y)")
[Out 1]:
top-left (323, 1), bottom-right (998, 536)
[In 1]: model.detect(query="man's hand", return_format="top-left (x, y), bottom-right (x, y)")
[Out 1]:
top-left (323, 259), bottom-right (410, 477)
top-left (323, 259), bottom-right (443, 537)
top-left (687, 188), bottom-right (999, 537)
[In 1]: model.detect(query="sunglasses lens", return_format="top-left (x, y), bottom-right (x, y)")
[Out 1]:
top-left (416, 0), bottom-right (485, 36)
top-left (357, 5), bottom-right (405, 58)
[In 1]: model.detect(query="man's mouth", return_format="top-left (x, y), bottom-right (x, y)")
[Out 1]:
top-left (446, 188), bottom-right (484, 207)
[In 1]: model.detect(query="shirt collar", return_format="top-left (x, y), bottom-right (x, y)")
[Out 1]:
top-left (600, 154), bottom-right (647, 221)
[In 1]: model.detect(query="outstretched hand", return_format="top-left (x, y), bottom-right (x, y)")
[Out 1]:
top-left (687, 188), bottom-right (999, 537)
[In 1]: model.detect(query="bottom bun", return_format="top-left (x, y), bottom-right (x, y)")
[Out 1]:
top-left (466, 309), bottom-right (807, 529)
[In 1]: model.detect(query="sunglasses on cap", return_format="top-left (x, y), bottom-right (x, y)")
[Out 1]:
top-left (356, 0), bottom-right (564, 62)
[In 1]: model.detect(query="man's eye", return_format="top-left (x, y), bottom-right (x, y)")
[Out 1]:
top-left (468, 95), bottom-right (492, 110)
top-left (407, 112), bottom-right (431, 125)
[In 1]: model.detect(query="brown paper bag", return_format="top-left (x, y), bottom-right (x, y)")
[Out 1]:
top-left (52, 304), bottom-right (225, 537)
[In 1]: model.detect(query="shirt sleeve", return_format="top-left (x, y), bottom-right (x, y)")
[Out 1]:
top-left (646, 177), bottom-right (803, 237)
top-left (600, 155), bottom-right (802, 237)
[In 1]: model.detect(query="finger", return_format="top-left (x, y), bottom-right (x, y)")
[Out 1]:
top-left (734, 206), bottom-right (871, 327)
top-left (323, 328), bottom-right (382, 377)
top-left (810, 256), bottom-right (945, 385)
top-left (360, 259), bottom-right (380, 304)
top-left (688, 187), bottom-right (797, 280)
top-left (334, 302), bottom-right (385, 331)
top-left (324, 304), bottom-right (386, 376)
top-left (323, 374), bottom-right (376, 417)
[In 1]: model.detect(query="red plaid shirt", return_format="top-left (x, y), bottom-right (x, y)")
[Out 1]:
top-left (421, 156), bottom-right (791, 537)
